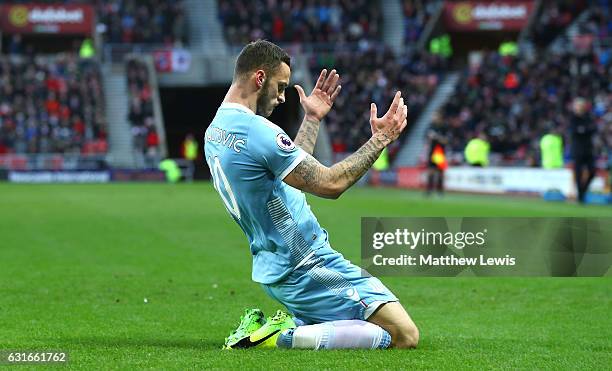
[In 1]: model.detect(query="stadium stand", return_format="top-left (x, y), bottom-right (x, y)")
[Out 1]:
top-left (402, 0), bottom-right (439, 45)
top-left (310, 47), bottom-right (446, 156)
top-left (0, 55), bottom-right (107, 156)
top-left (96, 0), bottom-right (188, 45)
top-left (216, 1), bottom-right (444, 157)
top-left (217, 0), bottom-right (381, 45)
top-left (439, 0), bottom-right (611, 166)
top-left (528, 0), bottom-right (588, 47)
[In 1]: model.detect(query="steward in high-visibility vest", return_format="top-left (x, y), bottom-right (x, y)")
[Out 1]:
top-left (79, 38), bottom-right (95, 59)
top-left (499, 41), bottom-right (518, 57)
top-left (429, 34), bottom-right (453, 58)
top-left (159, 159), bottom-right (182, 183)
top-left (182, 134), bottom-right (198, 161)
top-left (372, 148), bottom-right (389, 171)
top-left (465, 136), bottom-right (490, 167)
top-left (540, 133), bottom-right (564, 169)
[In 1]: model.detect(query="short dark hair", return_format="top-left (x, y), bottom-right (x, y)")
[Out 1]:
top-left (234, 40), bottom-right (290, 79)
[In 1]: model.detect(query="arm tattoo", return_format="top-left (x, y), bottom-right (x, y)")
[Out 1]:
top-left (291, 154), bottom-right (323, 186)
top-left (289, 133), bottom-right (388, 197)
top-left (330, 134), bottom-right (386, 189)
top-left (294, 116), bottom-right (320, 155)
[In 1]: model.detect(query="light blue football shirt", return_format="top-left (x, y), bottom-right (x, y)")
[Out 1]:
top-left (204, 102), bottom-right (327, 284)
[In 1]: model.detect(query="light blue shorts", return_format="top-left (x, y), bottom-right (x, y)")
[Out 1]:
top-left (261, 245), bottom-right (398, 325)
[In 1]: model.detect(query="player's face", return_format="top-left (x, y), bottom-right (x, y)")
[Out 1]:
top-left (256, 62), bottom-right (290, 117)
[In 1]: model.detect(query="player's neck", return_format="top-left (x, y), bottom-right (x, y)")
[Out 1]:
top-left (223, 84), bottom-right (257, 114)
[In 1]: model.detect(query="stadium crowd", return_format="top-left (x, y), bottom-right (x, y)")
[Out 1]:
top-left (440, 48), bottom-right (611, 165)
top-left (0, 55), bottom-right (107, 155)
top-left (217, 0), bottom-right (381, 45)
top-left (126, 58), bottom-right (160, 161)
top-left (441, 0), bottom-right (611, 165)
top-left (96, 0), bottom-right (188, 45)
top-left (402, 0), bottom-right (439, 45)
top-left (216, 1), bottom-right (445, 155)
top-left (529, 0), bottom-right (587, 47)
top-left (310, 47), bottom-right (446, 155)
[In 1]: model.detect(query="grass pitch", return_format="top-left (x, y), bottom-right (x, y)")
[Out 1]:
top-left (1, 183), bottom-right (610, 369)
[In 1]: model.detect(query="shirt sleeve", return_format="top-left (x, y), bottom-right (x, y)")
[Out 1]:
top-left (248, 116), bottom-right (308, 179)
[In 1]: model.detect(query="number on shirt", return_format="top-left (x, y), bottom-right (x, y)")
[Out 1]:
top-left (208, 156), bottom-right (241, 220)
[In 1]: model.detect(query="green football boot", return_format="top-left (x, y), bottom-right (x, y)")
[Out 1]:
top-left (223, 308), bottom-right (266, 349)
top-left (248, 310), bottom-right (296, 348)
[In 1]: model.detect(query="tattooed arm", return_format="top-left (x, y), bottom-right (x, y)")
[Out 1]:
top-left (293, 115), bottom-right (321, 155)
top-left (285, 91), bottom-right (408, 199)
top-left (293, 69), bottom-right (341, 154)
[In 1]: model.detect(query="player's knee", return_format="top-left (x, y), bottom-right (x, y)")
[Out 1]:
top-left (392, 323), bottom-right (419, 349)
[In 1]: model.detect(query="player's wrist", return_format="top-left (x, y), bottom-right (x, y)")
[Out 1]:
top-left (304, 113), bottom-right (321, 123)
top-left (372, 131), bottom-right (393, 148)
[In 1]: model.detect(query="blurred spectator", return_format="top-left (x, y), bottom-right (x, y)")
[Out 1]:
top-left (0, 55), bottom-right (107, 154)
top-left (440, 1), bottom-right (611, 166)
top-left (96, 0), bottom-right (188, 45)
top-left (402, 0), bottom-right (439, 45)
top-left (310, 46), bottom-right (446, 157)
top-left (182, 133), bottom-right (198, 163)
top-left (540, 127), bottom-right (564, 169)
top-left (425, 112), bottom-right (448, 195)
top-left (571, 97), bottom-right (597, 203)
top-left (218, 0), bottom-right (381, 45)
top-left (464, 133), bottom-right (490, 167)
top-left (126, 58), bottom-right (159, 164)
top-left (7, 35), bottom-right (24, 56)
top-left (529, 0), bottom-right (587, 47)
top-left (440, 48), bottom-right (611, 166)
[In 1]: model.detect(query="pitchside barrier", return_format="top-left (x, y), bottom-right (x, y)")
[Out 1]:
top-left (4, 170), bottom-right (170, 183)
top-left (0, 154), bottom-right (187, 183)
top-left (369, 166), bottom-right (610, 202)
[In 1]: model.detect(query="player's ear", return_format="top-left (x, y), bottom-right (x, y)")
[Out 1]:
top-left (255, 70), bottom-right (266, 89)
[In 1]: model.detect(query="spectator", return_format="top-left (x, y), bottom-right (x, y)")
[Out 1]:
top-left (126, 58), bottom-right (160, 165)
top-left (529, 0), bottom-right (586, 47)
top-left (96, 0), bottom-right (188, 45)
top-left (403, 0), bottom-right (439, 45)
top-left (440, 48), bottom-right (611, 166)
top-left (310, 46), bottom-right (446, 157)
top-left (0, 55), bottom-right (107, 155)
top-left (570, 97), bottom-right (597, 203)
top-left (218, 0), bottom-right (381, 45)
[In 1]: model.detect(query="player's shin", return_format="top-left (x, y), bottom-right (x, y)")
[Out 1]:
top-left (277, 320), bottom-right (391, 350)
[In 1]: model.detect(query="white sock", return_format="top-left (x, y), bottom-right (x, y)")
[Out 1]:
top-left (277, 320), bottom-right (391, 350)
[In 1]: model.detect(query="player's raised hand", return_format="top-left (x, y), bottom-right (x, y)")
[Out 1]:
top-left (369, 91), bottom-right (408, 144)
top-left (294, 69), bottom-right (341, 122)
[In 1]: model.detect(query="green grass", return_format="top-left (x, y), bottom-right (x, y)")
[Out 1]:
top-left (0, 183), bottom-right (610, 370)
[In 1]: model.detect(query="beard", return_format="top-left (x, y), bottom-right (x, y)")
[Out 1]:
top-left (256, 80), bottom-right (277, 117)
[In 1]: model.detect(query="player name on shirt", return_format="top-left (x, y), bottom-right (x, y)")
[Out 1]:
top-left (205, 126), bottom-right (246, 153)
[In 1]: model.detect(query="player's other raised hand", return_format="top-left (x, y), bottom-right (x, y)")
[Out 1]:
top-left (294, 69), bottom-right (341, 122)
top-left (369, 91), bottom-right (408, 145)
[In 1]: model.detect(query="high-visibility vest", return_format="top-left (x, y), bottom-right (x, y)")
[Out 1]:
top-left (540, 134), bottom-right (564, 169)
top-left (373, 148), bottom-right (389, 171)
top-left (464, 138), bottom-right (490, 166)
top-left (79, 39), bottom-right (95, 59)
top-left (183, 139), bottom-right (198, 161)
top-left (499, 41), bottom-right (518, 56)
top-left (159, 159), bottom-right (181, 183)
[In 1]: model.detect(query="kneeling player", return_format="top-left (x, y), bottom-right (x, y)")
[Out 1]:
top-left (205, 40), bottom-right (418, 350)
